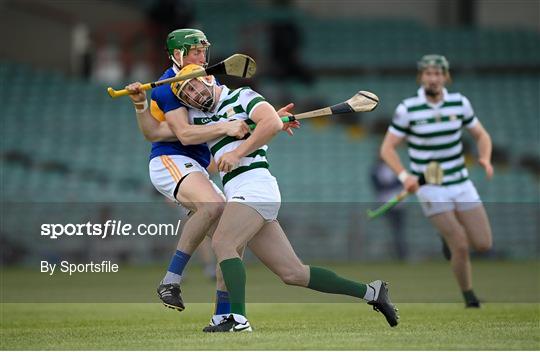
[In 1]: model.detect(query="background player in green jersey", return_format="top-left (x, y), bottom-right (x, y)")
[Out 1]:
top-left (380, 54), bottom-right (494, 307)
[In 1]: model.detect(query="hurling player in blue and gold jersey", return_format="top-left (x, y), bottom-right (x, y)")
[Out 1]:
top-left (125, 29), bottom-right (250, 322)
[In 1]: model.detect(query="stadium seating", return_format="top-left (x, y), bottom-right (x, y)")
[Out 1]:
top-left (2, 17), bottom-right (538, 260)
top-left (191, 2), bottom-right (540, 69)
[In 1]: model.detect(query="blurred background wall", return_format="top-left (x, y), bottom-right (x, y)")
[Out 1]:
top-left (1, 0), bottom-right (539, 265)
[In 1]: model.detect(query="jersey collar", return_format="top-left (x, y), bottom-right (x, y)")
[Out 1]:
top-left (209, 86), bottom-right (230, 113)
top-left (418, 87), bottom-right (449, 107)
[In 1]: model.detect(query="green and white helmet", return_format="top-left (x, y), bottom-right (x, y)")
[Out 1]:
top-left (417, 54), bottom-right (449, 72)
top-left (166, 28), bottom-right (211, 68)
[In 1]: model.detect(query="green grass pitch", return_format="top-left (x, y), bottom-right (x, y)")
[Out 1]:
top-left (1, 261), bottom-right (539, 349)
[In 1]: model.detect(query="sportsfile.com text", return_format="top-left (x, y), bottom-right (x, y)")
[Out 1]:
top-left (40, 219), bottom-right (181, 239)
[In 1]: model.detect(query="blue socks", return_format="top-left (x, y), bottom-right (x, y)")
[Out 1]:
top-left (162, 250), bottom-right (191, 285)
top-left (215, 290), bottom-right (231, 315)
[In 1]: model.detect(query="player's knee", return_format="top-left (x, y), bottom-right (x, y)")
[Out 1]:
top-left (211, 236), bottom-right (225, 252)
top-left (198, 202), bottom-right (224, 222)
top-left (280, 265), bottom-right (308, 286)
top-left (451, 241), bottom-right (469, 258)
top-left (209, 201), bottom-right (225, 220)
top-left (211, 235), bottom-right (232, 257)
top-left (475, 239), bottom-right (492, 253)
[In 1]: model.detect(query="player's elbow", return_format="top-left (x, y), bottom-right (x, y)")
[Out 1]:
top-left (179, 137), bottom-right (196, 145)
top-left (479, 131), bottom-right (492, 144)
top-left (269, 117), bottom-right (283, 135)
top-left (379, 145), bottom-right (386, 160)
top-left (276, 118), bottom-right (284, 131)
top-left (257, 117), bottom-right (282, 136)
top-left (175, 131), bottom-right (196, 145)
top-left (142, 130), bottom-right (161, 143)
top-left (379, 143), bottom-right (390, 161)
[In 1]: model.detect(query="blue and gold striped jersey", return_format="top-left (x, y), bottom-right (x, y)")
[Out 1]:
top-left (148, 67), bottom-right (211, 168)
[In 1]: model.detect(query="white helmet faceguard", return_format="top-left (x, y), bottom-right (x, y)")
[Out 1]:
top-left (177, 76), bottom-right (217, 112)
top-left (171, 64), bottom-right (217, 112)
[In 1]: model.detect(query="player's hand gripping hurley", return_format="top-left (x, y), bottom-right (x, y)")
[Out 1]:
top-left (367, 162), bottom-right (444, 219)
top-left (107, 54), bottom-right (256, 98)
top-left (248, 91), bottom-right (379, 128)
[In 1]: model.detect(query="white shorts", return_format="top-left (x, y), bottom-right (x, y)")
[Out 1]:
top-left (223, 168), bottom-right (281, 221)
top-left (149, 155), bottom-right (223, 205)
top-left (416, 179), bottom-right (482, 217)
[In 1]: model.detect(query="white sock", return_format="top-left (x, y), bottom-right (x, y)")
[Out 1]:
top-left (212, 314), bottom-right (228, 325)
top-left (363, 280), bottom-right (382, 301)
top-left (230, 313), bottom-right (248, 324)
top-left (162, 271), bottom-right (182, 285)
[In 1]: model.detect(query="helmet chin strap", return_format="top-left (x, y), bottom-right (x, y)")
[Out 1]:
top-left (179, 80), bottom-right (218, 113)
top-left (170, 49), bottom-right (184, 71)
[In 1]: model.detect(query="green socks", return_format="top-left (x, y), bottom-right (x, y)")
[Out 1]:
top-left (219, 257), bottom-right (246, 316)
top-left (307, 266), bottom-right (367, 298)
top-left (219, 262), bottom-right (368, 316)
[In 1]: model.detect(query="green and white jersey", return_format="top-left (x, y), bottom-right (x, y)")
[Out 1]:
top-left (389, 87), bottom-right (478, 186)
top-left (187, 86), bottom-right (270, 186)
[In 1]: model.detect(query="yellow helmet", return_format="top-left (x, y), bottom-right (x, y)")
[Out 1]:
top-left (170, 64), bottom-right (214, 97)
top-left (171, 64), bottom-right (217, 112)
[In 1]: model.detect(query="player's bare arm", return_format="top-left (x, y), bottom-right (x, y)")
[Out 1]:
top-left (171, 102), bottom-right (296, 143)
top-left (163, 108), bottom-right (250, 145)
top-left (380, 131), bottom-right (419, 193)
top-left (126, 82), bottom-right (178, 142)
top-left (468, 122), bottom-right (494, 179)
top-left (135, 101), bottom-right (296, 144)
top-left (218, 102), bottom-right (283, 172)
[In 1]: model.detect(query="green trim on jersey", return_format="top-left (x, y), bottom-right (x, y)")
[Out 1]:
top-left (391, 122), bottom-right (409, 133)
top-left (199, 86), bottom-right (271, 186)
top-left (443, 163), bottom-right (466, 175)
top-left (407, 100), bottom-right (462, 113)
top-left (407, 137), bottom-right (461, 151)
top-left (227, 104), bottom-right (245, 116)
top-left (409, 114), bottom-right (464, 126)
top-left (442, 176), bottom-right (469, 186)
top-left (409, 151), bottom-right (464, 164)
top-left (441, 100), bottom-right (463, 108)
top-left (396, 90), bottom-right (474, 186)
top-left (222, 161), bottom-right (269, 186)
top-left (217, 88), bottom-right (247, 112)
top-left (193, 105), bottom-right (245, 125)
top-left (246, 149), bottom-right (267, 158)
top-left (463, 116), bottom-right (475, 125)
top-left (246, 97), bottom-right (265, 115)
top-left (407, 103), bottom-right (431, 113)
top-left (210, 135), bottom-right (248, 155)
top-left (408, 127), bottom-right (461, 138)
